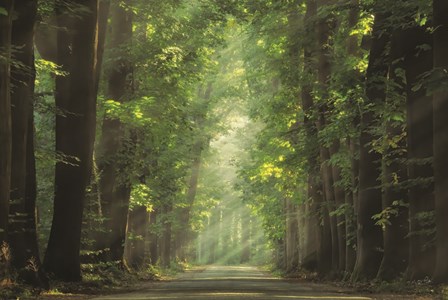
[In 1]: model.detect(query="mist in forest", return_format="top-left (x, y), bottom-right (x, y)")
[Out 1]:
top-left (195, 115), bottom-right (271, 265)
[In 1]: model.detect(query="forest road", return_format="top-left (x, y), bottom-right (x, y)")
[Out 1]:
top-left (90, 265), bottom-right (429, 300)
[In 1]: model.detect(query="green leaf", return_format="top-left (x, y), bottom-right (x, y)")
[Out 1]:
top-left (0, 7), bottom-right (8, 16)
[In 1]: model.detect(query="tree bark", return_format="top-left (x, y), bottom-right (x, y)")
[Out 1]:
top-left (0, 0), bottom-right (13, 246)
top-left (302, 0), bottom-right (331, 274)
top-left (344, 0), bottom-right (360, 275)
top-left (404, 25), bottom-right (435, 280)
top-left (377, 29), bottom-right (409, 280)
top-left (44, 0), bottom-right (98, 281)
top-left (345, 139), bottom-right (358, 274)
top-left (432, 0), bottom-right (448, 283)
top-left (94, 0), bottom-right (111, 94)
top-left (316, 0), bottom-right (339, 274)
top-left (351, 7), bottom-right (389, 281)
top-left (175, 83), bottom-right (212, 262)
top-left (126, 206), bottom-right (148, 268)
top-left (330, 142), bottom-right (346, 273)
top-left (8, 0), bottom-right (48, 287)
top-left (97, 0), bottom-right (133, 264)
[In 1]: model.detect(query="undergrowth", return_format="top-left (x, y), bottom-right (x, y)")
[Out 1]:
top-left (0, 260), bottom-right (167, 299)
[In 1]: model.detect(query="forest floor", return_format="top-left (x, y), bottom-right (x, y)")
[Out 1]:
top-left (31, 265), bottom-right (441, 300)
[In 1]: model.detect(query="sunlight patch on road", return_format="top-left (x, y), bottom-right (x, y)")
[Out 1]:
top-left (272, 296), bottom-right (372, 299)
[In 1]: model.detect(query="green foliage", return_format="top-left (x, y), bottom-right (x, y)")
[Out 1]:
top-left (0, 7), bottom-right (8, 16)
top-left (129, 184), bottom-right (153, 210)
top-left (26, 0), bottom-right (441, 287)
top-left (372, 200), bottom-right (408, 230)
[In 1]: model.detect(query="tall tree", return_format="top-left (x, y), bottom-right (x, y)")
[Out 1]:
top-left (376, 27), bottom-right (409, 280)
top-left (432, 0), bottom-right (448, 283)
top-left (44, 0), bottom-right (99, 281)
top-left (126, 205), bottom-right (148, 268)
top-left (97, 0), bottom-right (134, 265)
top-left (351, 4), bottom-right (389, 281)
top-left (175, 83), bottom-right (213, 262)
top-left (316, 0), bottom-right (340, 273)
top-left (404, 24), bottom-right (435, 280)
top-left (0, 0), bottom-right (14, 246)
top-left (344, 0), bottom-right (360, 274)
top-left (8, 0), bottom-right (48, 287)
top-left (302, 0), bottom-right (331, 274)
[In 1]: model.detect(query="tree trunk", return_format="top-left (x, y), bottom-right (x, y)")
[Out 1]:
top-left (44, 0), bottom-right (98, 281)
top-left (302, 0), bottom-right (331, 275)
top-left (344, 0), bottom-right (360, 275)
top-left (94, 0), bottom-right (111, 94)
top-left (97, 0), bottom-right (133, 264)
top-left (351, 7), bottom-right (389, 281)
top-left (7, 0), bottom-right (48, 287)
top-left (330, 142), bottom-right (346, 273)
top-left (377, 29), bottom-right (409, 280)
top-left (126, 206), bottom-right (148, 269)
top-left (320, 147), bottom-right (339, 272)
top-left (148, 209), bottom-right (159, 264)
top-left (301, 190), bottom-right (318, 271)
top-left (160, 204), bottom-right (172, 268)
top-left (404, 25), bottom-right (435, 280)
top-left (174, 83), bottom-right (212, 261)
top-left (316, 0), bottom-right (338, 274)
top-left (345, 139), bottom-right (358, 274)
top-left (176, 142), bottom-right (202, 261)
top-left (0, 0), bottom-right (13, 245)
top-left (432, 0), bottom-right (448, 283)
top-left (284, 2), bottom-right (304, 273)
top-left (285, 198), bottom-right (299, 272)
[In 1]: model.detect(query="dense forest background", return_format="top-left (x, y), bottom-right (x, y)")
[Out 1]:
top-left (1, 0), bottom-right (448, 291)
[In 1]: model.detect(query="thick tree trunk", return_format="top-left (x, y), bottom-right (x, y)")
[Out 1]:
top-left (94, 0), bottom-right (111, 94)
top-left (432, 0), bottom-right (448, 283)
top-left (0, 0), bottom-right (13, 246)
top-left (126, 206), bottom-right (148, 269)
top-left (44, 0), bottom-right (98, 281)
top-left (377, 30), bottom-right (409, 280)
top-left (316, 0), bottom-right (339, 274)
top-left (284, 2), bottom-right (304, 273)
top-left (329, 142), bottom-right (346, 273)
top-left (404, 25), bottom-right (435, 280)
top-left (320, 147), bottom-right (339, 272)
top-left (8, 0), bottom-right (48, 287)
top-left (97, 0), bottom-right (133, 264)
top-left (301, 189), bottom-right (318, 271)
top-left (351, 8), bottom-right (389, 281)
top-left (302, 0), bottom-right (331, 274)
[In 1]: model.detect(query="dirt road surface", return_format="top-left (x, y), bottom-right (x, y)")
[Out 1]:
top-left (90, 265), bottom-right (434, 300)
